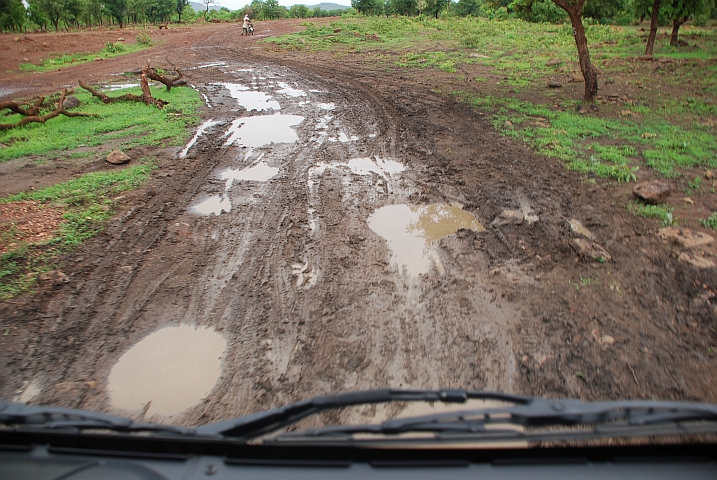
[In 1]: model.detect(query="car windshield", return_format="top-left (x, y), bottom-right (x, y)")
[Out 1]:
top-left (1, 11), bottom-right (716, 449)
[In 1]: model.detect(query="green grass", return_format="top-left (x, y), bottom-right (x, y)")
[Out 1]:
top-left (628, 200), bottom-right (675, 226)
top-left (0, 161), bottom-right (157, 298)
top-left (700, 211), bottom-right (717, 230)
top-left (19, 42), bottom-right (151, 73)
top-left (0, 86), bottom-right (202, 163)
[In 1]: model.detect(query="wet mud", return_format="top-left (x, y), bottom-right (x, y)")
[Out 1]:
top-left (1, 23), bottom-right (715, 427)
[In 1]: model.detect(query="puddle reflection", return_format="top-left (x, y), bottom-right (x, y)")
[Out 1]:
top-left (192, 195), bottom-right (231, 216)
top-left (223, 114), bottom-right (304, 148)
top-left (368, 204), bottom-right (485, 276)
top-left (108, 325), bottom-right (226, 417)
top-left (215, 82), bottom-right (281, 111)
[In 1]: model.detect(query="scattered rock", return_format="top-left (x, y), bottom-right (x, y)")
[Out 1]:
top-left (681, 197), bottom-right (694, 205)
top-left (117, 37), bottom-right (125, 41)
top-left (62, 95), bottom-right (80, 110)
top-left (571, 238), bottom-right (611, 262)
top-left (705, 170), bottom-right (714, 180)
top-left (106, 150), bottom-right (131, 165)
top-left (39, 270), bottom-right (69, 286)
top-left (633, 180), bottom-right (672, 204)
top-left (658, 227), bottom-right (714, 249)
top-left (333, 28), bottom-right (342, 33)
top-left (547, 81), bottom-right (562, 88)
top-left (678, 252), bottom-right (716, 269)
top-left (546, 58), bottom-right (562, 66)
top-left (599, 335), bottom-right (615, 346)
top-left (492, 209), bottom-right (524, 226)
top-left (568, 219), bottom-right (595, 240)
top-left (469, 53), bottom-right (489, 58)
top-left (521, 206), bottom-right (539, 224)
top-left (13, 36), bottom-right (20, 42)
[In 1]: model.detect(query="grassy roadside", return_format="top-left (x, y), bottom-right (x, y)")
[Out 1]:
top-left (267, 16), bottom-right (717, 225)
top-left (18, 35), bottom-right (153, 74)
top-left (0, 85), bottom-right (202, 163)
top-left (0, 85), bottom-right (202, 298)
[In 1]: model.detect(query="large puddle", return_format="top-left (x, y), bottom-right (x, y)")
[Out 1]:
top-left (108, 325), bottom-right (226, 417)
top-left (179, 119), bottom-right (223, 158)
top-left (223, 114), bottom-right (304, 148)
top-left (221, 159), bottom-right (279, 186)
top-left (192, 195), bottom-right (232, 216)
top-left (368, 204), bottom-right (485, 276)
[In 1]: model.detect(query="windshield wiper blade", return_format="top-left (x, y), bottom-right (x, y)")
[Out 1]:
top-left (0, 399), bottom-right (195, 436)
top-left (196, 388), bottom-right (530, 439)
top-left (270, 397), bottom-right (717, 443)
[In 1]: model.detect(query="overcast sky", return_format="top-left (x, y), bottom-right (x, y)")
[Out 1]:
top-left (217, 0), bottom-right (352, 10)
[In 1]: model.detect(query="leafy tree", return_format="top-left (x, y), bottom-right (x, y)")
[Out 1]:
top-left (453, 0), bottom-right (483, 16)
top-left (511, 0), bottom-right (566, 21)
top-left (198, 0), bottom-right (217, 19)
top-left (664, 0), bottom-right (708, 45)
top-left (550, 0), bottom-right (598, 102)
top-left (424, 0), bottom-right (450, 17)
top-left (262, 0), bottom-right (281, 18)
top-left (582, 0), bottom-right (624, 19)
top-left (352, 0), bottom-right (383, 14)
top-left (176, 0), bottom-right (188, 21)
top-left (105, 0), bottom-right (129, 27)
top-left (27, 0), bottom-right (50, 29)
top-left (0, 0), bottom-right (26, 32)
top-left (289, 4), bottom-right (309, 17)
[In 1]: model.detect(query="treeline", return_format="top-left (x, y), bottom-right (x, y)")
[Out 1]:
top-left (0, 0), bottom-right (351, 32)
top-left (352, 0), bottom-right (716, 25)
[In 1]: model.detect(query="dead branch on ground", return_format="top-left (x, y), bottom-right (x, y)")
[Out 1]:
top-left (143, 64), bottom-right (186, 91)
top-left (79, 74), bottom-right (168, 108)
top-left (0, 90), bottom-right (94, 131)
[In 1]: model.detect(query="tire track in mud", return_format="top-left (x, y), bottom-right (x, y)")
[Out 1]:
top-left (4, 35), bottom-right (521, 426)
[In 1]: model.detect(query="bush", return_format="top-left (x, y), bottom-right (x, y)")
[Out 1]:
top-left (104, 42), bottom-right (125, 53)
top-left (136, 31), bottom-right (152, 45)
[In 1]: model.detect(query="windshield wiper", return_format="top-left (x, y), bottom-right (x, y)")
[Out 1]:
top-left (196, 388), bottom-right (530, 439)
top-left (0, 399), bottom-right (194, 436)
top-left (266, 397), bottom-right (717, 445)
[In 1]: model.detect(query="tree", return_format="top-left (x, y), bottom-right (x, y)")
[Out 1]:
top-left (424, 0), bottom-right (450, 17)
top-left (453, 0), bottom-right (483, 16)
top-left (176, 0), bottom-right (188, 21)
top-left (27, 0), bottom-right (50, 29)
top-left (289, 4), bottom-right (309, 17)
top-left (0, 0), bottom-right (26, 32)
top-left (664, 0), bottom-right (708, 45)
top-left (352, 0), bottom-right (383, 14)
top-left (105, 0), bottom-right (128, 27)
top-left (198, 0), bottom-right (218, 19)
top-left (550, 0), bottom-right (597, 102)
top-left (645, 0), bottom-right (661, 55)
top-left (262, 0), bottom-right (280, 18)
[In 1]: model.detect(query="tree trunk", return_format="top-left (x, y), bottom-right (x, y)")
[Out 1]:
top-left (645, 0), bottom-right (660, 56)
top-left (670, 18), bottom-right (686, 46)
top-left (567, 10), bottom-right (598, 103)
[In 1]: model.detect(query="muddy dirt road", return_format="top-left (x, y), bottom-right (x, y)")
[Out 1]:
top-left (1, 23), bottom-right (715, 426)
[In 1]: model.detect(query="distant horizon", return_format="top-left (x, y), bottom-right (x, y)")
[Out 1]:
top-left (202, 0), bottom-right (352, 10)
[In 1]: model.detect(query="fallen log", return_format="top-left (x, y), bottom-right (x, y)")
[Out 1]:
top-left (0, 97), bottom-right (44, 117)
top-left (143, 65), bottom-right (186, 91)
top-left (79, 74), bottom-right (168, 108)
top-left (0, 90), bottom-right (93, 131)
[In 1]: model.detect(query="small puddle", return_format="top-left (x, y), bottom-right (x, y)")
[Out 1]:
top-left (179, 119), bottom-right (223, 158)
top-left (223, 114), bottom-right (304, 148)
top-left (345, 157), bottom-right (405, 176)
top-left (103, 83), bottom-right (141, 91)
top-left (368, 204), bottom-right (485, 276)
top-left (317, 103), bottom-right (335, 110)
top-left (276, 82), bottom-right (306, 98)
top-left (214, 83), bottom-right (281, 111)
top-left (221, 159), bottom-right (279, 186)
top-left (108, 325), bottom-right (226, 417)
top-left (191, 195), bottom-right (232, 216)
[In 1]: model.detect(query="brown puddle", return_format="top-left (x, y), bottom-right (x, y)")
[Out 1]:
top-left (368, 204), bottom-right (485, 276)
top-left (107, 325), bottom-right (226, 417)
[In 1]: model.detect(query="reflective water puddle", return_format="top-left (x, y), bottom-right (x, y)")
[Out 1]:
top-left (223, 114), bottom-right (304, 148)
top-left (368, 204), bottom-right (485, 276)
top-left (103, 83), bottom-right (141, 91)
top-left (221, 159), bottom-right (279, 186)
top-left (191, 195), bottom-right (232, 216)
top-left (179, 119), bottom-right (223, 158)
top-left (214, 83), bottom-right (281, 111)
top-left (108, 325), bottom-right (226, 417)
top-left (276, 82), bottom-right (306, 98)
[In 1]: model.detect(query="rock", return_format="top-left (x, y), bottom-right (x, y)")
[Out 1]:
top-left (633, 180), bottom-right (672, 204)
top-left (333, 28), bottom-right (342, 33)
top-left (658, 226), bottom-right (714, 249)
top-left (469, 53), bottom-right (489, 58)
top-left (681, 197), bottom-right (694, 205)
top-left (492, 209), bottom-right (524, 226)
top-left (40, 270), bottom-right (69, 286)
top-left (62, 95), bottom-right (80, 109)
top-left (117, 37), bottom-right (125, 41)
top-left (571, 238), bottom-right (611, 262)
top-left (637, 54), bottom-right (653, 61)
top-left (13, 36), bottom-right (20, 42)
top-left (546, 58), bottom-right (562, 66)
top-left (0, 143), bottom-right (8, 149)
top-left (599, 335), bottom-right (615, 346)
top-left (568, 219), bottom-right (595, 240)
top-left (547, 81), bottom-right (562, 88)
top-left (705, 170), bottom-right (714, 180)
top-left (106, 150), bottom-right (131, 165)
top-left (678, 252), bottom-right (716, 269)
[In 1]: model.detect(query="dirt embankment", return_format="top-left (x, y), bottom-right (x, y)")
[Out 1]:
top-left (0, 22), bottom-right (715, 426)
